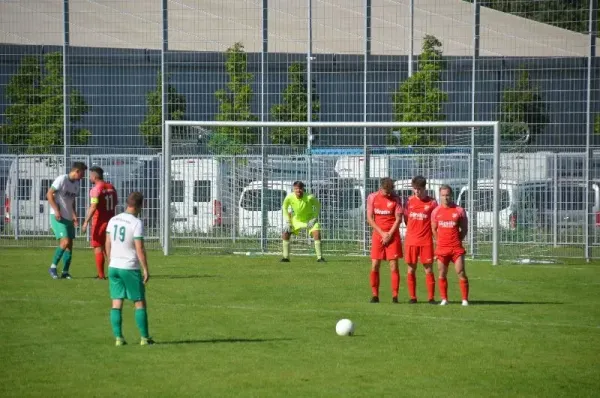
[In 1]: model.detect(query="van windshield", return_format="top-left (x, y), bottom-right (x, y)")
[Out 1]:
top-left (459, 188), bottom-right (510, 211)
top-left (240, 189), bottom-right (287, 211)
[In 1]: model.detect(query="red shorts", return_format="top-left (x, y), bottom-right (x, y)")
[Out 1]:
top-left (371, 232), bottom-right (403, 261)
top-left (91, 220), bottom-right (109, 248)
top-left (435, 246), bottom-right (466, 266)
top-left (404, 244), bottom-right (434, 265)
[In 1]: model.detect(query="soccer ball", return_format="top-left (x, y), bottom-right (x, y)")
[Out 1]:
top-left (335, 319), bottom-right (355, 336)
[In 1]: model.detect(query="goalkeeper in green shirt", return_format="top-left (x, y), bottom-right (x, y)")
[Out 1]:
top-left (281, 181), bottom-right (324, 262)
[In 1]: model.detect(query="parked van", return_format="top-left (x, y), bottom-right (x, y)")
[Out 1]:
top-left (238, 180), bottom-right (294, 237)
top-left (170, 158), bottom-right (232, 234)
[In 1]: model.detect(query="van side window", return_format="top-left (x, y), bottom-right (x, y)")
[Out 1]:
top-left (17, 179), bottom-right (32, 201)
top-left (40, 179), bottom-right (53, 201)
top-left (461, 188), bottom-right (510, 211)
top-left (170, 180), bottom-right (185, 203)
top-left (559, 186), bottom-right (585, 210)
top-left (241, 189), bottom-right (286, 211)
top-left (193, 180), bottom-right (211, 203)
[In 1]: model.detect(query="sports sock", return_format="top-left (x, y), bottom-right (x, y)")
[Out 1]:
top-left (135, 308), bottom-right (150, 338)
top-left (460, 278), bottom-right (469, 301)
top-left (370, 271), bottom-right (380, 297)
top-left (95, 252), bottom-right (105, 278)
top-left (391, 269), bottom-right (400, 298)
top-left (407, 272), bottom-right (416, 299)
top-left (439, 277), bottom-right (448, 300)
top-left (110, 308), bottom-right (122, 338)
top-left (314, 240), bottom-right (322, 259)
top-left (51, 247), bottom-right (65, 267)
top-left (282, 240), bottom-right (290, 259)
top-left (62, 250), bottom-right (72, 273)
top-left (426, 272), bottom-right (436, 300)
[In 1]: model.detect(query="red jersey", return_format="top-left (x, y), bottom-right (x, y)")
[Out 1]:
top-left (367, 191), bottom-right (403, 231)
top-left (90, 181), bottom-right (118, 222)
top-left (404, 195), bottom-right (437, 245)
top-left (432, 204), bottom-right (467, 248)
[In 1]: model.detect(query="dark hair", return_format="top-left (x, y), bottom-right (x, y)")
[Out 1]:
top-left (439, 184), bottom-right (453, 195)
top-left (71, 162), bottom-right (88, 172)
top-left (380, 177), bottom-right (394, 190)
top-left (411, 175), bottom-right (426, 189)
top-left (127, 192), bottom-right (144, 208)
top-left (293, 181), bottom-right (305, 189)
top-left (89, 166), bottom-right (104, 179)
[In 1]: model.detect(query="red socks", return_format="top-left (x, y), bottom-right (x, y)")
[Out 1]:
top-left (407, 272), bottom-right (416, 300)
top-left (426, 272), bottom-right (435, 301)
top-left (95, 252), bottom-right (105, 278)
top-left (391, 270), bottom-right (400, 298)
top-left (460, 278), bottom-right (469, 301)
top-left (439, 277), bottom-right (448, 300)
top-left (370, 271), bottom-right (380, 297)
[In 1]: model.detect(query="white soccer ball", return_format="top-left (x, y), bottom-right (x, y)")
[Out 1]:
top-left (335, 319), bottom-right (355, 336)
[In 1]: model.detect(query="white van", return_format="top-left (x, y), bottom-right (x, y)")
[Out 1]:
top-left (170, 158), bottom-right (232, 234)
top-left (4, 156), bottom-right (65, 234)
top-left (238, 180), bottom-right (294, 237)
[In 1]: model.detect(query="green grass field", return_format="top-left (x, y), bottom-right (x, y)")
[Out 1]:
top-left (1, 248), bottom-right (599, 397)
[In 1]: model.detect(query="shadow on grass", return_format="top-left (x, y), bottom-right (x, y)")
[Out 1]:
top-left (158, 337), bottom-right (294, 345)
top-left (152, 274), bottom-right (218, 279)
top-left (468, 300), bottom-right (563, 305)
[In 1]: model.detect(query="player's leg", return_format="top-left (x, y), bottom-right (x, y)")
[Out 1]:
top-left (92, 222), bottom-right (107, 279)
top-left (405, 246), bottom-right (418, 303)
top-left (437, 256), bottom-right (450, 305)
top-left (370, 259), bottom-right (382, 303)
top-left (310, 225), bottom-right (324, 262)
top-left (123, 269), bottom-right (152, 344)
top-left (281, 230), bottom-right (291, 262)
top-left (454, 254), bottom-right (469, 306)
top-left (108, 267), bottom-right (126, 346)
top-left (421, 245), bottom-right (436, 304)
top-left (60, 220), bottom-right (76, 279)
top-left (49, 216), bottom-right (69, 279)
top-left (389, 259), bottom-right (400, 303)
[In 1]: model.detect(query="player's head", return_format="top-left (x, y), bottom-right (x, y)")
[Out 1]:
top-left (439, 184), bottom-right (453, 206)
top-left (89, 166), bottom-right (104, 183)
top-left (293, 181), bottom-right (305, 198)
top-left (69, 162), bottom-right (88, 181)
top-left (126, 191), bottom-right (144, 215)
top-left (379, 177), bottom-right (394, 196)
top-left (411, 175), bottom-right (427, 198)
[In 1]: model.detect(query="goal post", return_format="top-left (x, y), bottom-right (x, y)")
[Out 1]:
top-left (163, 120), bottom-right (501, 265)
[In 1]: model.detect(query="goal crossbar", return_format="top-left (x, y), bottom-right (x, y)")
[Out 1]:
top-left (163, 120), bottom-right (501, 265)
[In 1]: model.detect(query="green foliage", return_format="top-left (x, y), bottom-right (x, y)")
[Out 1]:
top-left (499, 70), bottom-right (548, 142)
top-left (0, 52), bottom-right (90, 153)
top-left (595, 114), bottom-right (600, 136)
top-left (270, 63), bottom-right (320, 146)
top-left (463, 1), bottom-right (596, 35)
top-left (391, 35), bottom-right (448, 146)
top-left (140, 72), bottom-right (187, 148)
top-left (210, 42), bottom-right (259, 155)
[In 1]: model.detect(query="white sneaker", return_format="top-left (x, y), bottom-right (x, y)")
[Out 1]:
top-left (461, 300), bottom-right (469, 306)
top-left (439, 299), bottom-right (448, 306)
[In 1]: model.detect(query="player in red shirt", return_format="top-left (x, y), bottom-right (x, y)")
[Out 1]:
top-left (82, 166), bottom-right (118, 279)
top-left (431, 184), bottom-right (469, 306)
top-left (403, 175), bottom-right (438, 304)
top-left (366, 177), bottom-right (403, 303)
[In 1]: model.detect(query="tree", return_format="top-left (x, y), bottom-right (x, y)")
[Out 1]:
top-left (0, 52), bottom-right (90, 153)
top-left (270, 63), bottom-right (320, 146)
top-left (210, 42), bottom-right (259, 155)
top-left (391, 35), bottom-right (448, 146)
top-left (595, 114), bottom-right (600, 136)
top-left (499, 70), bottom-right (548, 142)
top-left (140, 72), bottom-right (187, 148)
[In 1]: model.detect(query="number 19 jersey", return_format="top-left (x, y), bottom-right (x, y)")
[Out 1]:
top-left (90, 181), bottom-right (118, 223)
top-left (107, 212), bottom-right (144, 270)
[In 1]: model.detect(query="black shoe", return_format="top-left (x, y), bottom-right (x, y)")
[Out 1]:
top-left (409, 298), bottom-right (418, 304)
top-left (370, 296), bottom-right (379, 303)
top-left (316, 257), bottom-right (325, 263)
top-left (280, 258), bottom-right (290, 263)
top-left (428, 299), bottom-right (436, 305)
top-left (95, 276), bottom-right (107, 280)
top-left (392, 297), bottom-right (399, 304)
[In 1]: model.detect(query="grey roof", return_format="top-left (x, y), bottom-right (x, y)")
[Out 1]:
top-left (0, 0), bottom-right (595, 57)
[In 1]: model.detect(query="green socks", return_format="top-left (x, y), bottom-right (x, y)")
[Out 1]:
top-left (282, 240), bottom-right (290, 259)
top-left (51, 247), bottom-right (65, 266)
top-left (314, 240), bottom-right (322, 259)
top-left (62, 250), bottom-right (72, 273)
top-left (110, 308), bottom-right (122, 338)
top-left (135, 308), bottom-right (150, 339)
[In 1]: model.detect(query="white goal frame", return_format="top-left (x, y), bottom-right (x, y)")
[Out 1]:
top-left (163, 120), bottom-right (501, 265)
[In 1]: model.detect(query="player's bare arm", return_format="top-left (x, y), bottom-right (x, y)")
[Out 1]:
top-left (384, 210), bottom-right (402, 245)
top-left (105, 231), bottom-right (112, 259)
top-left (46, 187), bottom-right (61, 220)
top-left (72, 200), bottom-right (79, 227)
top-left (82, 202), bottom-right (98, 233)
top-left (431, 217), bottom-right (438, 240)
top-left (135, 239), bottom-right (150, 284)
top-left (459, 212), bottom-right (468, 241)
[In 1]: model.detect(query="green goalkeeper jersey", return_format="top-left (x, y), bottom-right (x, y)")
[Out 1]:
top-left (282, 192), bottom-right (320, 222)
